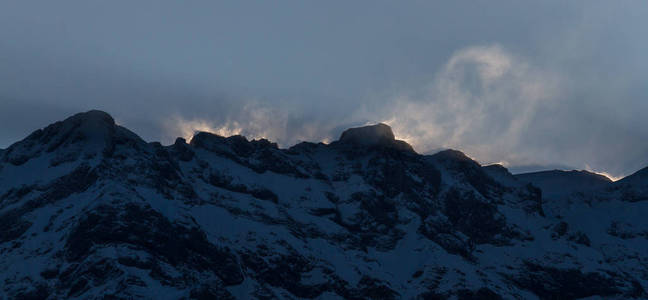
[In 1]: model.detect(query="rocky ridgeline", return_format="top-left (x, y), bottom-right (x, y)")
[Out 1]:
top-left (1, 110), bottom-right (648, 299)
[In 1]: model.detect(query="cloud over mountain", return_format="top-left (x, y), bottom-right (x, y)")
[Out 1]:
top-left (1, 1), bottom-right (647, 177)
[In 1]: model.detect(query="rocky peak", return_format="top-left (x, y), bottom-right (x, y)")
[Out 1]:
top-left (54, 110), bottom-right (117, 141)
top-left (339, 123), bottom-right (395, 144)
top-left (189, 131), bottom-right (226, 149)
top-left (337, 123), bottom-right (415, 153)
top-left (1, 110), bottom-right (142, 166)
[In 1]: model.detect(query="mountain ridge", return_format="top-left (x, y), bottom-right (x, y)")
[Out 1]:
top-left (1, 110), bottom-right (648, 299)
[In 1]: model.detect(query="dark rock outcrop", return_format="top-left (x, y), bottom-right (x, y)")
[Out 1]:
top-left (335, 123), bottom-right (415, 153)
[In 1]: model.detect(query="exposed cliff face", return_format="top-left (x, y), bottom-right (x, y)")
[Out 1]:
top-left (1, 110), bottom-right (647, 299)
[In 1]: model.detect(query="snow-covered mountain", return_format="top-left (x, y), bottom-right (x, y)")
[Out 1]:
top-left (1, 110), bottom-right (648, 299)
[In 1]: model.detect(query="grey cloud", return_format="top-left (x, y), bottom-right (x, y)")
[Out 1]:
top-left (1, 1), bottom-right (647, 178)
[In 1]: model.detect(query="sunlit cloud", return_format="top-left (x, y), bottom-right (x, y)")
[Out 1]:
top-left (165, 45), bottom-right (567, 172)
top-left (156, 43), bottom-right (642, 179)
top-left (164, 102), bottom-right (337, 147)
top-left (362, 44), bottom-right (563, 168)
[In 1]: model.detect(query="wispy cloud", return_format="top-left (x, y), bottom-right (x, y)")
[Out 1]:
top-left (368, 45), bottom-right (562, 167)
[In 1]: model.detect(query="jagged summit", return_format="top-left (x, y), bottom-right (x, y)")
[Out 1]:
top-left (336, 123), bottom-right (415, 153)
top-left (190, 132), bottom-right (278, 151)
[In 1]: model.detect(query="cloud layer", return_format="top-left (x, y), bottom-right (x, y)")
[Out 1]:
top-left (1, 1), bottom-right (647, 178)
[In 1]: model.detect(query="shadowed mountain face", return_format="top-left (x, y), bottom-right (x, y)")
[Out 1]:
top-left (516, 170), bottom-right (613, 201)
top-left (1, 110), bottom-right (648, 299)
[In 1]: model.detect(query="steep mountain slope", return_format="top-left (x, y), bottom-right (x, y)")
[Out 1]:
top-left (1, 110), bottom-right (647, 299)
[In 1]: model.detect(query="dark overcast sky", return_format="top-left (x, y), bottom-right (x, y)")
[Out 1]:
top-left (1, 1), bottom-right (647, 178)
